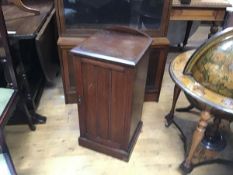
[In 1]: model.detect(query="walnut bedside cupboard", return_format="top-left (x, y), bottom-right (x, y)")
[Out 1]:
top-left (71, 27), bottom-right (152, 161)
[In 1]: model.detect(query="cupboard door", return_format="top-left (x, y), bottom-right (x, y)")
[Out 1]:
top-left (75, 59), bottom-right (128, 148)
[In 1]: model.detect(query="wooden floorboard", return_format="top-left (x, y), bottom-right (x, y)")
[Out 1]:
top-left (5, 26), bottom-right (233, 175)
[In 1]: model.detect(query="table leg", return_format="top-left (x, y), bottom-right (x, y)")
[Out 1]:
top-left (22, 102), bottom-right (36, 131)
top-left (11, 39), bottom-right (47, 127)
top-left (165, 84), bottom-right (181, 127)
top-left (183, 21), bottom-right (193, 48)
top-left (208, 21), bottom-right (220, 38)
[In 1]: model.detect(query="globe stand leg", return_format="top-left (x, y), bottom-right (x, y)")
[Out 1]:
top-left (181, 111), bottom-right (212, 174)
top-left (165, 85), bottom-right (181, 127)
top-left (176, 104), bottom-right (194, 112)
top-left (180, 161), bottom-right (193, 174)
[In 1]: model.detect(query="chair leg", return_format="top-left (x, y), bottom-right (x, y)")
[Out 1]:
top-left (165, 84), bottom-right (181, 127)
top-left (180, 111), bottom-right (212, 173)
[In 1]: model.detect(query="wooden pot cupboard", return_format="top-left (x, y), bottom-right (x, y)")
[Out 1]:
top-left (71, 27), bottom-right (152, 161)
top-left (55, 0), bottom-right (172, 103)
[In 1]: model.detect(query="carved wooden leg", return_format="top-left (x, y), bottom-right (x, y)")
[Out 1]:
top-left (180, 111), bottom-right (212, 173)
top-left (165, 84), bottom-right (181, 127)
top-left (182, 21), bottom-right (193, 48)
top-left (208, 22), bottom-right (219, 38)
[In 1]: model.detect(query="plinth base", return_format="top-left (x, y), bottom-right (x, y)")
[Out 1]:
top-left (78, 121), bottom-right (143, 161)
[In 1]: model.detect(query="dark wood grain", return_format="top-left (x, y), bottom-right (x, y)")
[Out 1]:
top-left (3, 0), bottom-right (54, 37)
top-left (0, 6), bottom-right (19, 174)
top-left (83, 63), bottom-right (97, 138)
top-left (55, 0), bottom-right (171, 37)
top-left (58, 36), bottom-right (169, 103)
top-left (56, 0), bottom-right (172, 103)
top-left (110, 70), bottom-right (126, 144)
top-left (130, 51), bottom-right (149, 139)
top-left (0, 0), bottom-right (58, 127)
top-left (59, 48), bottom-right (77, 103)
top-left (144, 42), bottom-right (169, 101)
top-left (96, 67), bottom-right (110, 140)
top-left (72, 28), bottom-right (151, 161)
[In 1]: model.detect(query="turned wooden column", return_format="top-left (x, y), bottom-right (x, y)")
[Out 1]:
top-left (181, 111), bottom-right (212, 172)
top-left (208, 21), bottom-right (221, 38)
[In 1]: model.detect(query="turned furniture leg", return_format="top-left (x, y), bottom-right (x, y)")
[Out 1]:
top-left (165, 84), bottom-right (181, 127)
top-left (208, 22), bottom-right (219, 38)
top-left (182, 21), bottom-right (193, 48)
top-left (180, 111), bottom-right (212, 173)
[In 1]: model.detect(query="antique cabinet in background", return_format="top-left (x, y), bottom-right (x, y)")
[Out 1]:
top-left (55, 0), bottom-right (172, 103)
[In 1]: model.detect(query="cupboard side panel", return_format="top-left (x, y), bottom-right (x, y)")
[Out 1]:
top-left (130, 52), bottom-right (149, 140)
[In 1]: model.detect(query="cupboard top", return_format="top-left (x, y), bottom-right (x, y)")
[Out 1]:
top-left (71, 27), bottom-right (152, 66)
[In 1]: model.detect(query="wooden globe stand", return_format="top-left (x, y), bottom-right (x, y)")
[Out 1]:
top-left (165, 27), bottom-right (233, 173)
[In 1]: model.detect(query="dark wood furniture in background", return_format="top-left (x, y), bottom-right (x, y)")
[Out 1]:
top-left (170, 0), bottom-right (231, 45)
top-left (71, 27), bottom-right (152, 161)
top-left (55, 0), bottom-right (172, 103)
top-left (14, 0), bottom-right (40, 14)
top-left (0, 6), bottom-right (18, 174)
top-left (224, 6), bottom-right (233, 28)
top-left (2, 0), bottom-right (59, 126)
